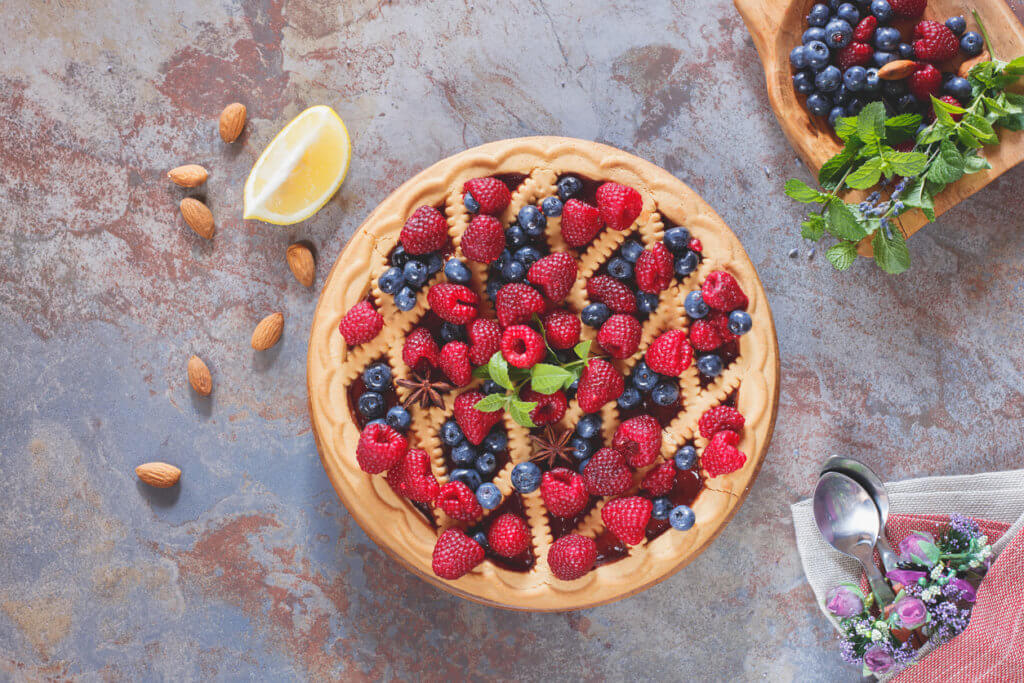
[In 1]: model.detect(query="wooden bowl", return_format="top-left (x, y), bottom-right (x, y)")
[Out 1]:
top-left (735, 0), bottom-right (1024, 244)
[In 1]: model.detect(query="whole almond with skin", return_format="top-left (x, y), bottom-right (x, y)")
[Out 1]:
top-left (187, 355), bottom-right (212, 395)
top-left (286, 243), bottom-right (315, 287)
top-left (959, 51), bottom-right (990, 79)
top-left (167, 164), bottom-right (208, 188)
top-left (251, 312), bottom-right (284, 350)
top-left (135, 462), bottom-right (181, 488)
top-left (180, 197), bottom-right (215, 239)
top-left (219, 102), bottom-right (246, 143)
top-left (877, 59), bottom-right (918, 81)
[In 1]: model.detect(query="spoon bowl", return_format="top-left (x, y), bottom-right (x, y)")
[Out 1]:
top-left (821, 456), bottom-right (898, 572)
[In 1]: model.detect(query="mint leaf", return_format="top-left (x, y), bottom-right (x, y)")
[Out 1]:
top-left (917, 125), bottom-right (945, 145)
top-left (825, 200), bottom-right (868, 241)
top-left (857, 102), bottom-right (886, 145)
top-left (474, 394), bottom-right (507, 412)
top-left (1005, 55), bottom-right (1024, 76)
top-left (573, 340), bottom-right (592, 360)
top-left (956, 126), bottom-right (983, 149)
top-left (801, 213), bottom-right (825, 241)
top-left (818, 144), bottom-right (860, 190)
top-left (487, 351), bottom-right (512, 390)
top-left (963, 114), bottom-right (999, 144)
top-left (901, 176), bottom-right (935, 221)
top-left (472, 364), bottom-right (491, 380)
top-left (963, 152), bottom-right (992, 174)
top-left (884, 113), bottom-right (922, 141)
top-left (926, 140), bottom-right (965, 185)
top-left (530, 364), bottom-right (573, 395)
top-left (784, 178), bottom-right (828, 203)
top-left (508, 400), bottom-right (537, 428)
top-left (845, 157), bottom-right (884, 190)
top-left (886, 150), bottom-right (929, 177)
top-left (835, 116), bottom-right (859, 141)
top-left (826, 241), bottom-right (859, 271)
top-left (872, 229), bottom-right (910, 274)
top-left (999, 113), bottom-right (1024, 131)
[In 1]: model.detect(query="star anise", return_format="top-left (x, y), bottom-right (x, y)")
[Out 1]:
top-left (395, 372), bottom-right (452, 410)
top-left (529, 427), bottom-right (575, 469)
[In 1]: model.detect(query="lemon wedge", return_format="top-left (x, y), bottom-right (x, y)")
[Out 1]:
top-left (243, 105), bottom-right (351, 225)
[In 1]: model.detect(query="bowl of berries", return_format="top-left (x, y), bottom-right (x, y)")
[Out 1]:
top-left (307, 137), bottom-right (780, 610)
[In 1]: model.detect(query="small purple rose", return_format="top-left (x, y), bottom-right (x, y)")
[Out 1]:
top-left (951, 578), bottom-right (977, 603)
top-left (826, 583), bottom-right (865, 618)
top-left (886, 568), bottom-right (927, 587)
top-left (863, 645), bottom-right (895, 674)
top-left (893, 595), bottom-right (928, 629)
top-left (897, 530), bottom-right (941, 567)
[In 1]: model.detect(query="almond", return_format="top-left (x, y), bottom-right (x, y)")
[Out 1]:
top-left (251, 312), bottom-right (284, 350)
top-left (959, 51), bottom-right (990, 79)
top-left (167, 164), bottom-right (209, 188)
top-left (187, 355), bottom-right (212, 395)
top-left (877, 59), bottom-right (918, 81)
top-left (219, 102), bottom-right (246, 143)
top-left (286, 243), bottom-right (315, 287)
top-left (135, 462), bottom-right (181, 488)
top-left (180, 197), bottom-right (215, 239)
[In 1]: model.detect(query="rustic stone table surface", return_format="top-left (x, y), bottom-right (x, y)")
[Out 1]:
top-left (3, 0), bottom-right (1023, 680)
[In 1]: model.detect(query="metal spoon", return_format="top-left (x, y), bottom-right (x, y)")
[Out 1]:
top-left (813, 471), bottom-right (896, 606)
top-left (820, 456), bottom-right (898, 573)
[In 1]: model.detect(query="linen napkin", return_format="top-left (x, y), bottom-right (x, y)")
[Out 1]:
top-left (791, 469), bottom-right (1024, 680)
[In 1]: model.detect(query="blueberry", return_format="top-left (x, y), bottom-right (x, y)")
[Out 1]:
top-left (697, 354), bottom-right (724, 377)
top-left (684, 290), bottom-right (709, 319)
top-left (403, 260), bottom-right (428, 287)
top-left (669, 505), bottom-right (696, 531)
top-left (675, 250), bottom-right (700, 277)
top-left (476, 482), bottom-right (502, 509)
top-left (501, 259), bottom-right (526, 283)
top-left (514, 246), bottom-right (542, 267)
top-left (518, 205), bottom-right (546, 236)
top-left (505, 223), bottom-right (528, 248)
top-left (870, 0), bottom-right (892, 22)
top-left (581, 302), bottom-right (611, 327)
top-left (473, 531), bottom-right (489, 550)
top-left (875, 26), bottom-right (900, 51)
top-left (846, 97), bottom-right (867, 116)
top-left (674, 445), bottom-right (697, 470)
top-left (790, 45), bottom-right (810, 70)
top-left (831, 84), bottom-right (851, 107)
top-left (728, 310), bottom-right (753, 335)
top-left (824, 19), bottom-right (853, 50)
top-left (632, 361), bottom-right (659, 392)
top-left (493, 248), bottom-right (512, 271)
top-left (945, 15), bottom-right (966, 36)
top-left (828, 106), bottom-right (846, 128)
top-left (444, 258), bottom-right (471, 284)
top-left (652, 380), bottom-right (679, 406)
top-left (943, 75), bottom-right (972, 101)
top-left (961, 32), bottom-right (983, 57)
top-left (807, 93), bottom-right (831, 117)
top-left (863, 68), bottom-right (881, 92)
top-left (378, 266), bottom-right (404, 295)
top-left (423, 253), bottom-right (443, 275)
top-left (363, 362), bottom-right (392, 391)
top-left (474, 451), bottom-right (498, 477)
top-left (390, 245), bottom-right (411, 268)
top-left (621, 239), bottom-right (645, 262)
top-left (843, 66), bottom-right (867, 91)
top-left (385, 406), bottom-right (411, 432)
top-left (805, 40), bottom-right (830, 70)
top-left (897, 42), bottom-right (915, 60)
top-left (440, 321), bottom-right (464, 344)
top-left (511, 462), bottom-right (542, 493)
top-left (815, 65), bottom-right (842, 93)
top-left (482, 380), bottom-right (504, 395)
top-left (652, 497), bottom-right (673, 520)
top-left (565, 379), bottom-right (579, 398)
top-left (836, 3), bottom-right (859, 24)
top-left (882, 78), bottom-right (907, 99)
top-left (556, 175), bottom-right (583, 201)
top-left (576, 413), bottom-right (602, 439)
top-left (636, 291), bottom-right (659, 314)
top-left (452, 442), bottom-right (477, 467)
top-left (569, 435), bottom-right (596, 460)
top-left (441, 419), bottom-right (464, 446)
top-left (607, 256), bottom-right (633, 280)
top-left (802, 27), bottom-right (828, 47)
top-left (464, 191), bottom-right (481, 213)
top-left (577, 458), bottom-right (590, 474)
top-left (662, 227), bottom-right (691, 254)
top-left (357, 392), bottom-right (385, 419)
top-left (485, 279), bottom-right (502, 302)
top-left (394, 286), bottom-right (417, 311)
top-left (617, 386), bottom-right (641, 410)
top-left (873, 51), bottom-right (896, 68)
top-left (482, 431), bottom-right (508, 453)
top-left (806, 3), bottom-right (831, 27)
top-left (541, 196), bottom-right (563, 217)
top-left (793, 70), bottom-right (817, 96)
top-left (450, 468), bottom-right (482, 491)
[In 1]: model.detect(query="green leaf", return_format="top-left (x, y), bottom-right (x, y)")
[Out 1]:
top-left (956, 126), bottom-right (982, 149)
top-left (886, 150), bottom-right (929, 177)
top-left (801, 213), bottom-right (825, 241)
top-left (530, 364), bottom-right (573, 395)
top-left (872, 229), bottom-right (910, 275)
top-left (818, 144), bottom-right (860, 190)
top-left (835, 116), bottom-right (859, 141)
top-left (826, 241), bottom-right (859, 271)
top-left (487, 351), bottom-right (512, 390)
top-left (1005, 55), bottom-right (1024, 76)
top-left (845, 157), bottom-right (884, 190)
top-left (884, 113), bottom-right (922, 141)
top-left (825, 200), bottom-right (868, 241)
top-left (983, 95), bottom-right (1010, 117)
top-left (573, 340), bottom-right (592, 360)
top-left (901, 176), bottom-right (936, 221)
top-left (472, 364), bottom-right (491, 380)
top-left (917, 125), bottom-right (946, 145)
top-left (784, 178), bottom-right (828, 203)
top-left (473, 394), bottom-right (507, 412)
top-left (1004, 93), bottom-right (1024, 114)
top-left (926, 140), bottom-right (965, 185)
top-left (932, 94), bottom-right (967, 114)
top-left (508, 400), bottom-right (537, 428)
top-left (857, 102), bottom-right (886, 145)
top-left (1000, 113), bottom-right (1024, 131)
top-left (963, 152), bottom-right (992, 174)
top-left (963, 114), bottom-right (999, 144)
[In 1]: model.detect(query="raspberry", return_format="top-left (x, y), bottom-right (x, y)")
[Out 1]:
top-left (701, 271), bottom-right (748, 311)
top-left (586, 274), bottom-right (636, 314)
top-left (601, 496), bottom-right (652, 546)
top-left (709, 310), bottom-right (738, 344)
top-left (635, 242), bottom-right (674, 293)
top-left (439, 341), bottom-right (472, 386)
top-left (521, 388), bottom-right (568, 426)
top-left (487, 513), bottom-right (531, 558)
top-left (432, 528), bottom-right (485, 580)
top-left (582, 447), bottom-right (632, 496)
top-left (399, 205), bottom-right (448, 255)
top-left (913, 21), bottom-right (959, 62)
top-left (403, 326), bottom-right (440, 372)
top-left (642, 461), bottom-right (677, 496)
top-left (542, 309), bottom-right (581, 350)
top-left (427, 283), bottom-right (480, 325)
top-left (453, 391), bottom-right (504, 445)
top-left (891, 0), bottom-right (926, 19)
top-left (560, 199), bottom-right (603, 247)
top-left (386, 448), bottom-right (439, 503)
top-left (612, 415), bottom-right (662, 468)
top-left (853, 16), bottom-right (877, 42)
top-left (437, 480), bottom-right (483, 522)
top-left (702, 430), bottom-right (747, 478)
top-left (908, 63), bottom-right (942, 100)
top-left (645, 329), bottom-right (693, 376)
top-left (356, 422), bottom-right (408, 473)
top-left (461, 214), bottom-right (506, 264)
top-left (837, 42), bottom-right (873, 69)
top-left (527, 252), bottom-right (578, 302)
top-left (688, 238), bottom-right (702, 253)
top-left (548, 534), bottom-right (598, 581)
top-left (576, 358), bottom-right (625, 414)
top-left (467, 318), bottom-right (501, 365)
top-left (462, 177), bottom-right (510, 215)
top-left (495, 283), bottom-right (546, 327)
top-left (689, 318), bottom-right (724, 352)
top-left (500, 325), bottom-right (545, 369)
top-left (595, 182), bottom-right (642, 231)
top-left (597, 314), bottom-right (642, 359)
top-left (338, 301), bottom-right (383, 345)
top-left (540, 467), bottom-right (589, 517)
top-left (698, 405), bottom-right (746, 439)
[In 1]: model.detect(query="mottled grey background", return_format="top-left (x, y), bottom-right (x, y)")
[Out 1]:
top-left (2, 0), bottom-right (1023, 680)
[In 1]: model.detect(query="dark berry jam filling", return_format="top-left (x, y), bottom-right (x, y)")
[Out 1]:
top-left (547, 497), bottom-right (598, 539)
top-left (593, 529), bottom-right (629, 567)
top-left (411, 501), bottom-right (438, 529)
top-left (645, 468), bottom-right (703, 541)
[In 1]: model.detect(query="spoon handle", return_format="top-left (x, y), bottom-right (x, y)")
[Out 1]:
top-left (877, 534), bottom-right (899, 574)
top-left (864, 557), bottom-right (896, 606)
